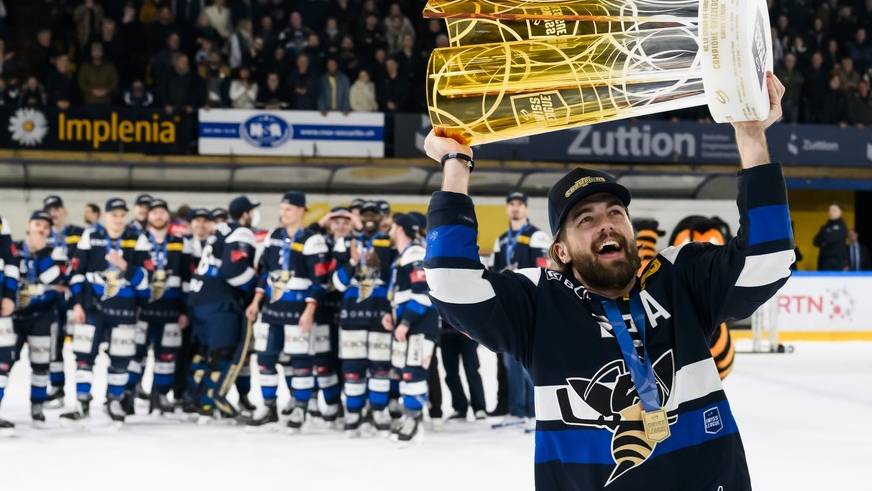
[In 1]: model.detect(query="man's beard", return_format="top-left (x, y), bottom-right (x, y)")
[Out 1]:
top-left (571, 233), bottom-right (641, 294)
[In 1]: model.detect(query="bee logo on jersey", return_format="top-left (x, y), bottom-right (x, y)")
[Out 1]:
top-left (554, 350), bottom-right (677, 486)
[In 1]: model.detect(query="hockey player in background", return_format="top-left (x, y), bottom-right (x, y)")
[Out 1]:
top-left (42, 195), bottom-right (84, 407)
top-left (0, 211), bottom-right (63, 430)
top-left (62, 198), bottom-right (150, 424)
top-left (333, 201), bottom-right (396, 434)
top-left (130, 198), bottom-right (192, 414)
top-left (421, 73), bottom-right (793, 490)
top-left (489, 191), bottom-right (550, 431)
top-left (245, 192), bottom-right (334, 429)
top-left (127, 194), bottom-right (153, 235)
top-left (176, 208), bottom-right (213, 406)
top-left (383, 213), bottom-right (437, 443)
top-left (188, 196), bottom-right (258, 419)
top-left (0, 215), bottom-right (17, 433)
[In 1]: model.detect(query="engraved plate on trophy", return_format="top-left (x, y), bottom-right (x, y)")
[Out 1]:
top-left (424, 0), bottom-right (773, 145)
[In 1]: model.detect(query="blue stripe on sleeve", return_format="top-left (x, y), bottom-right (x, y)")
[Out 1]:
top-left (425, 224), bottom-right (479, 262)
top-left (404, 300), bottom-right (429, 315)
top-left (747, 204), bottom-right (792, 246)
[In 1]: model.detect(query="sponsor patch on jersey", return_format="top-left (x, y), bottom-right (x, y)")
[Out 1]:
top-left (410, 268), bottom-right (427, 283)
top-left (536, 257), bottom-right (549, 268)
top-left (230, 250), bottom-right (249, 263)
top-left (640, 258), bottom-right (661, 288)
top-left (704, 407), bottom-right (723, 434)
top-left (546, 270), bottom-right (563, 281)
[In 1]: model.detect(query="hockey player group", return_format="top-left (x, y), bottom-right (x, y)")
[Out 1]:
top-left (0, 192), bottom-right (438, 443)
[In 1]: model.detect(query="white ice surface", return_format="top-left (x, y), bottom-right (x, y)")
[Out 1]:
top-left (1, 342), bottom-right (869, 490)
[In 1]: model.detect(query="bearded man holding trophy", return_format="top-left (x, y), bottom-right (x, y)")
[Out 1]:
top-left (421, 1), bottom-right (793, 489)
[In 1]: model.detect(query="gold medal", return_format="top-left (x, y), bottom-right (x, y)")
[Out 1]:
top-left (357, 279), bottom-right (374, 303)
top-left (154, 269), bottom-right (167, 281)
top-left (271, 270), bottom-right (291, 303)
top-left (280, 270), bottom-right (290, 282)
top-left (642, 407), bottom-right (670, 443)
top-left (19, 283), bottom-right (39, 308)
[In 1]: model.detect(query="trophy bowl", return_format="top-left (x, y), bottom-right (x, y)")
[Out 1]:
top-left (424, 0), bottom-right (773, 145)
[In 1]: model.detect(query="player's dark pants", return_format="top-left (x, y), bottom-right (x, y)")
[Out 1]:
top-left (189, 302), bottom-right (250, 408)
top-left (174, 324), bottom-right (192, 397)
top-left (49, 299), bottom-right (68, 389)
top-left (129, 319), bottom-right (183, 395)
top-left (441, 328), bottom-right (487, 415)
top-left (391, 310), bottom-right (439, 414)
top-left (0, 313), bottom-right (54, 406)
top-left (504, 353), bottom-right (534, 419)
top-left (71, 311), bottom-right (137, 402)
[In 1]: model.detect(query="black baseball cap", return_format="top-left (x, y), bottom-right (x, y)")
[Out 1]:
top-left (281, 191), bottom-right (306, 208)
top-left (506, 191), bottom-right (528, 204)
top-left (376, 199), bottom-right (391, 215)
top-left (135, 194), bottom-right (153, 206)
top-left (210, 208), bottom-right (229, 221)
top-left (105, 197), bottom-right (129, 213)
top-left (393, 213), bottom-right (419, 238)
top-left (43, 195), bottom-right (64, 210)
top-left (229, 196), bottom-right (260, 218)
top-left (349, 198), bottom-right (366, 211)
top-left (360, 201), bottom-right (381, 214)
top-left (407, 211), bottom-right (427, 232)
top-left (149, 198), bottom-right (169, 211)
top-left (188, 208), bottom-right (211, 220)
top-left (30, 210), bottom-right (53, 225)
top-left (547, 168), bottom-right (631, 235)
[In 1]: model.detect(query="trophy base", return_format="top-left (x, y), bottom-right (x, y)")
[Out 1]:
top-left (699, 0), bottom-right (773, 123)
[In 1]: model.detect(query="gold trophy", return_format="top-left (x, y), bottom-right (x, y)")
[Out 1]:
top-left (424, 0), bottom-right (773, 145)
top-left (18, 283), bottom-right (40, 309)
top-left (151, 269), bottom-right (167, 301)
top-left (271, 270), bottom-right (291, 303)
top-left (104, 270), bottom-right (122, 299)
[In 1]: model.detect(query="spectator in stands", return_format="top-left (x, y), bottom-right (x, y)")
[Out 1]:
top-left (199, 50), bottom-right (231, 108)
top-left (814, 202), bottom-right (850, 271)
top-left (279, 11), bottom-right (312, 56)
top-left (848, 28), bottom-right (872, 73)
top-left (195, 12), bottom-right (221, 46)
top-left (146, 6), bottom-right (178, 56)
top-left (123, 80), bottom-right (155, 108)
top-left (775, 53), bottom-right (804, 123)
top-left (338, 35), bottom-right (360, 76)
top-left (258, 15), bottom-right (278, 56)
top-left (289, 53), bottom-right (318, 110)
top-left (847, 229), bottom-right (871, 271)
top-left (305, 32), bottom-right (327, 73)
top-left (848, 79), bottom-right (872, 126)
top-left (832, 57), bottom-right (861, 91)
top-left (204, 0), bottom-right (233, 40)
top-left (73, 0), bottom-right (104, 51)
top-left (229, 18), bottom-right (254, 69)
top-left (0, 77), bottom-right (15, 106)
top-left (385, 3), bottom-right (415, 54)
top-left (824, 39), bottom-right (841, 69)
top-left (357, 13), bottom-right (387, 61)
top-left (256, 71), bottom-right (288, 109)
top-left (119, 2), bottom-right (147, 84)
top-left (228, 66), bottom-right (258, 109)
top-left (100, 19), bottom-right (123, 65)
top-left (803, 51), bottom-right (830, 122)
top-left (349, 69), bottom-right (377, 112)
top-left (317, 57), bottom-right (350, 113)
top-left (151, 32), bottom-right (182, 89)
top-left (160, 54), bottom-right (203, 114)
top-left (789, 34), bottom-right (810, 67)
top-left (0, 38), bottom-right (16, 79)
top-left (78, 42), bottom-right (118, 105)
top-left (84, 203), bottom-right (100, 226)
top-left (818, 74), bottom-right (849, 125)
top-left (46, 54), bottom-right (75, 110)
top-left (322, 17), bottom-right (342, 59)
top-left (174, 0), bottom-right (204, 33)
top-left (26, 28), bottom-right (54, 81)
top-left (18, 76), bottom-right (47, 108)
top-left (268, 46), bottom-right (292, 86)
top-left (378, 57), bottom-right (408, 113)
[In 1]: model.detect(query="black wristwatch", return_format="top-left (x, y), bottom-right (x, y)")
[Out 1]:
top-left (440, 152), bottom-right (475, 173)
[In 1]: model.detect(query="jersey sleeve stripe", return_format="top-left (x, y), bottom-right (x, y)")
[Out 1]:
top-left (734, 249), bottom-right (795, 287)
top-left (747, 204), bottom-right (792, 246)
top-left (425, 267), bottom-right (495, 304)
top-left (424, 224), bottom-right (479, 262)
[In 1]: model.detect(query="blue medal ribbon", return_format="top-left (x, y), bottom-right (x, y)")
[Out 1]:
top-left (103, 228), bottom-right (122, 273)
top-left (148, 232), bottom-right (168, 272)
top-left (601, 294), bottom-right (662, 412)
top-left (504, 222), bottom-right (526, 270)
top-left (22, 241), bottom-right (37, 285)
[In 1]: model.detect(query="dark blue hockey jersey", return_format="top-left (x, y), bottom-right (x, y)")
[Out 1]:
top-left (389, 240), bottom-right (432, 327)
top-left (256, 227), bottom-right (331, 324)
top-left (189, 221), bottom-right (257, 307)
top-left (70, 225), bottom-right (150, 323)
top-left (491, 222), bottom-right (551, 272)
top-left (332, 232), bottom-right (397, 327)
top-left (140, 232), bottom-right (192, 321)
top-left (1, 216), bottom-right (18, 304)
top-left (425, 163), bottom-right (795, 490)
top-left (49, 223), bottom-right (84, 276)
top-left (13, 241), bottom-right (65, 317)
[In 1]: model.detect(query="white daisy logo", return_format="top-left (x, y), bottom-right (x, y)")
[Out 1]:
top-left (8, 108), bottom-right (48, 146)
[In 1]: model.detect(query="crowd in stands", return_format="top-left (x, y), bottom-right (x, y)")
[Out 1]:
top-left (0, 0), bottom-right (869, 125)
